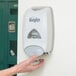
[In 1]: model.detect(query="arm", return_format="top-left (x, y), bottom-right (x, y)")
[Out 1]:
top-left (0, 55), bottom-right (44, 76)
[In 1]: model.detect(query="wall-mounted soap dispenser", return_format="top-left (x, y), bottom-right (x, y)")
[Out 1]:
top-left (23, 7), bottom-right (54, 57)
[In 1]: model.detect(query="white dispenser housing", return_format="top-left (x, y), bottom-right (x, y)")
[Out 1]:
top-left (23, 7), bottom-right (54, 57)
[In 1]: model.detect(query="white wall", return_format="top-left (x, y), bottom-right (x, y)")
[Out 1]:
top-left (18, 0), bottom-right (76, 76)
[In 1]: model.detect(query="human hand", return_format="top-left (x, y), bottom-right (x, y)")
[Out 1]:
top-left (16, 55), bottom-right (44, 73)
top-left (0, 55), bottom-right (44, 76)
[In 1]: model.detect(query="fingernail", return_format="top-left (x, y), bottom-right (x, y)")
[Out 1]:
top-left (39, 59), bottom-right (44, 62)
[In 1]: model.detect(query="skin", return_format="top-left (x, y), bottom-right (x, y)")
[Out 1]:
top-left (0, 55), bottom-right (44, 76)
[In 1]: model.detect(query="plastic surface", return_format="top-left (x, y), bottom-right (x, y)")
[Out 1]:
top-left (24, 45), bottom-right (44, 56)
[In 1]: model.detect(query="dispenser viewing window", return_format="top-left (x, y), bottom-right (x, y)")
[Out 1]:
top-left (23, 7), bottom-right (54, 57)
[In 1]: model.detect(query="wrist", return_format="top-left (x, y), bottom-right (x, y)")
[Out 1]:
top-left (0, 65), bottom-right (21, 76)
top-left (7, 66), bottom-right (19, 76)
top-left (0, 69), bottom-right (13, 76)
top-left (2, 65), bottom-right (19, 76)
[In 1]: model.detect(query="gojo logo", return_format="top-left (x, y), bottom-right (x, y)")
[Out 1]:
top-left (29, 17), bottom-right (40, 23)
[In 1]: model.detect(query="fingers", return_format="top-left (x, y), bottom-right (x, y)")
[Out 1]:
top-left (17, 58), bottom-right (44, 73)
top-left (25, 55), bottom-right (38, 65)
top-left (31, 59), bottom-right (44, 70)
